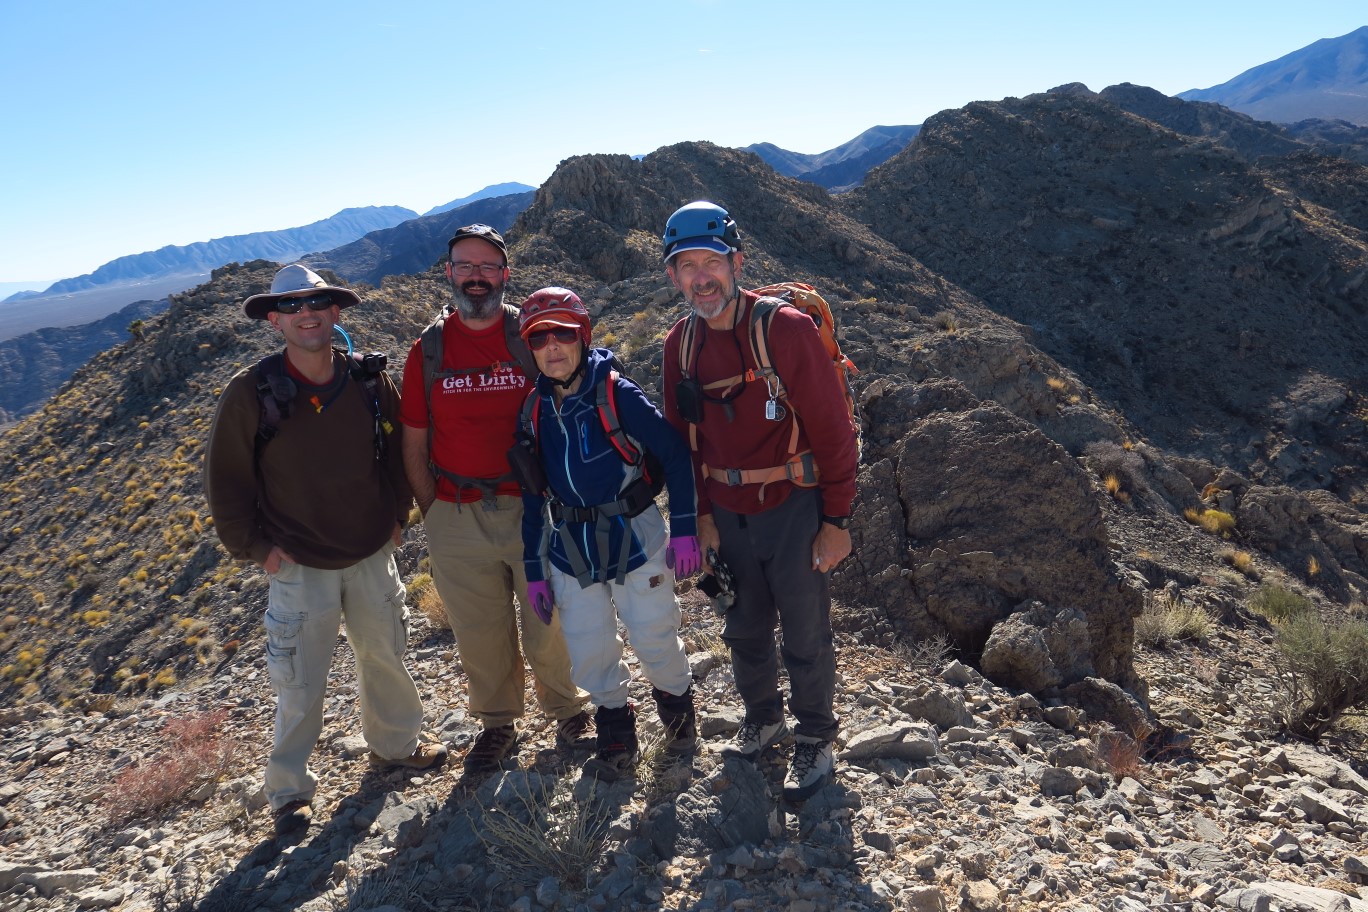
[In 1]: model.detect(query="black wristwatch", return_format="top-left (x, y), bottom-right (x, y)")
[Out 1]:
top-left (821, 514), bottom-right (852, 530)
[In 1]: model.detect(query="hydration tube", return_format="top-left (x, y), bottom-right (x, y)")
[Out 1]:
top-left (332, 323), bottom-right (355, 358)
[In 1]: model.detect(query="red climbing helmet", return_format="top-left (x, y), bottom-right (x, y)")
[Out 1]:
top-left (518, 287), bottom-right (592, 346)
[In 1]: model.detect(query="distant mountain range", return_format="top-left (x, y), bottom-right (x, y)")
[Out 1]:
top-left (0, 206), bottom-right (418, 340)
top-left (1180, 25), bottom-right (1368, 125)
top-left (746, 124), bottom-right (921, 190)
top-left (44, 205), bottom-right (417, 296)
top-left (303, 192), bottom-right (535, 286)
top-left (422, 182), bottom-right (535, 217)
top-left (6, 25), bottom-right (1367, 416)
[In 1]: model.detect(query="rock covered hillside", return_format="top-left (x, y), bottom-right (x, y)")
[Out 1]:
top-left (0, 85), bottom-right (1366, 910)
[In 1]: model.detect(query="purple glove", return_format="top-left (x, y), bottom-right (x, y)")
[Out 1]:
top-left (666, 535), bottom-right (701, 578)
top-left (527, 581), bottom-right (554, 624)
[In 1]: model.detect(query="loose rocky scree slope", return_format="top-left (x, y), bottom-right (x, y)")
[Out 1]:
top-left (1, 576), bottom-right (1367, 912)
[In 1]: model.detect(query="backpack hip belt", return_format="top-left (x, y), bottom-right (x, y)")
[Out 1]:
top-left (550, 474), bottom-right (657, 588)
top-left (703, 451), bottom-right (819, 503)
top-left (431, 465), bottom-right (513, 511)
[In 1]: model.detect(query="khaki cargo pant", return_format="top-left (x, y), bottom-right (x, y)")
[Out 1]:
top-left (426, 496), bottom-right (586, 728)
top-left (262, 542), bottom-right (423, 811)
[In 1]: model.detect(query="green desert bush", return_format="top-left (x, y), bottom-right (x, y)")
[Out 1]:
top-left (1271, 614), bottom-right (1368, 741)
top-left (1249, 584), bottom-right (1312, 623)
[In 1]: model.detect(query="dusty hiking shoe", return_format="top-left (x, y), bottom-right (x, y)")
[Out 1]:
top-left (652, 686), bottom-right (698, 754)
top-left (273, 799), bottom-right (312, 836)
top-left (554, 709), bottom-right (594, 749)
top-left (582, 704), bottom-right (639, 782)
top-left (462, 724), bottom-right (518, 775)
top-left (783, 738), bottom-right (834, 802)
top-left (721, 720), bottom-right (788, 762)
top-left (369, 741), bottom-right (449, 772)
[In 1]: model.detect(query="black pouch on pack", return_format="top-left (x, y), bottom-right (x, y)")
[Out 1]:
top-left (505, 432), bottom-right (548, 494)
top-left (676, 377), bottom-right (704, 424)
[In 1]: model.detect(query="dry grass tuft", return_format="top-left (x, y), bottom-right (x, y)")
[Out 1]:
top-left (1184, 507), bottom-right (1236, 537)
top-left (1134, 590), bottom-right (1213, 648)
top-left (407, 572), bottom-right (448, 629)
top-left (1093, 726), bottom-right (1145, 781)
top-left (932, 310), bottom-right (958, 333)
top-left (895, 633), bottom-right (954, 673)
top-left (101, 709), bottom-right (238, 827)
top-left (1221, 549), bottom-right (1257, 577)
top-left (478, 775), bottom-right (610, 890)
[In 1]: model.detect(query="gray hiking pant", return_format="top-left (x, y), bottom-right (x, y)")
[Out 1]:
top-left (713, 486), bottom-right (839, 742)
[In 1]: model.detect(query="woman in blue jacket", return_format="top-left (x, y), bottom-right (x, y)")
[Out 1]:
top-left (515, 287), bottom-right (700, 780)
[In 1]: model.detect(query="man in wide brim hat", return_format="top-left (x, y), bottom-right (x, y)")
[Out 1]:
top-left (242, 263), bottom-right (362, 320)
top-left (205, 259), bottom-right (447, 838)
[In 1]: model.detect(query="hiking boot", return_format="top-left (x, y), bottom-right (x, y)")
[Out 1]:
top-left (554, 709), bottom-right (594, 750)
top-left (462, 724), bottom-right (518, 775)
top-left (652, 686), bottom-right (698, 754)
top-left (582, 704), bottom-right (639, 782)
top-left (273, 799), bottom-right (312, 836)
top-left (721, 719), bottom-right (788, 762)
top-left (783, 737), bottom-right (834, 802)
top-left (369, 740), bottom-right (448, 772)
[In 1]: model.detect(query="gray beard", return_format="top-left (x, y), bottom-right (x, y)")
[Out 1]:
top-left (454, 285), bottom-right (505, 321)
top-left (687, 281), bottom-right (737, 321)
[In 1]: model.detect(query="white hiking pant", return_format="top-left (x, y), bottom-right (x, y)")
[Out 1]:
top-left (548, 542), bottom-right (692, 708)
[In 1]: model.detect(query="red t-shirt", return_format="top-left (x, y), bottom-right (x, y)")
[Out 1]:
top-left (400, 315), bottom-right (529, 503)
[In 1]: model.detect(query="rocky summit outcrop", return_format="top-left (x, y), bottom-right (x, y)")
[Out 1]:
top-left (842, 376), bottom-right (1142, 704)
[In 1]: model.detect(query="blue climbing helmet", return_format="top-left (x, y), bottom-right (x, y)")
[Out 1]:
top-left (662, 201), bottom-right (742, 263)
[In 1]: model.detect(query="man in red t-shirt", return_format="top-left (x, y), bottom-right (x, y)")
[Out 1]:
top-left (401, 224), bottom-right (588, 775)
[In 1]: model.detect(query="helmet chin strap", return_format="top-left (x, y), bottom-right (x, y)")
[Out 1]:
top-left (548, 346), bottom-right (587, 390)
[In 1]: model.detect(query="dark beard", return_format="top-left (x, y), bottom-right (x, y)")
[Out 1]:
top-left (454, 281), bottom-right (504, 321)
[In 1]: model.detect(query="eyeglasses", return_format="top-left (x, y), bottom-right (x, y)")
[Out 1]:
top-left (450, 262), bottom-right (505, 277)
top-left (527, 327), bottom-right (580, 351)
top-left (275, 293), bottom-right (334, 314)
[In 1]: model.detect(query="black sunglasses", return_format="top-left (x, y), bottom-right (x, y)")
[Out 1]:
top-left (527, 327), bottom-right (580, 351)
top-left (275, 292), bottom-right (334, 314)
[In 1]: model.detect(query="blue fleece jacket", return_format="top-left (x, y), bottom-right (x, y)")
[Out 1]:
top-left (520, 347), bottom-right (697, 586)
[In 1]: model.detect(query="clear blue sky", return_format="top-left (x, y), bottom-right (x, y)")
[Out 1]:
top-left (1, 1), bottom-right (1364, 285)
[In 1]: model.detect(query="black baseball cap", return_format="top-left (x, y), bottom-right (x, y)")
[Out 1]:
top-left (447, 224), bottom-right (507, 260)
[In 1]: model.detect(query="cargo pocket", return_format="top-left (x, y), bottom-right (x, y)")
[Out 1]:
top-left (386, 579), bottom-right (409, 660)
top-left (263, 609), bottom-right (306, 689)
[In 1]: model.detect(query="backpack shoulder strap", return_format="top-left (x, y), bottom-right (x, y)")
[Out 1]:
top-left (419, 307), bottom-right (449, 425)
top-left (747, 295), bottom-right (801, 457)
top-left (503, 304), bottom-right (538, 378)
top-left (596, 369), bottom-right (643, 467)
top-left (254, 352), bottom-right (296, 452)
top-left (748, 295), bottom-right (786, 396)
top-left (520, 384), bottom-right (540, 442)
top-left (677, 313), bottom-right (701, 380)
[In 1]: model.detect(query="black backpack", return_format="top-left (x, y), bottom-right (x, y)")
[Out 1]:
top-left (254, 349), bottom-right (390, 461)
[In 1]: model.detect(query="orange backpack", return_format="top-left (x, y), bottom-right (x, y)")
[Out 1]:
top-left (748, 282), bottom-right (860, 443)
